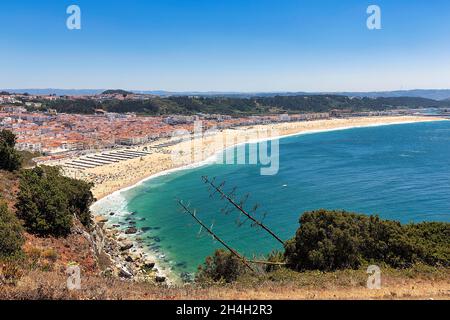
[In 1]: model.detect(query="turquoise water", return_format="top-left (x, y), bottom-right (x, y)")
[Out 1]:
top-left (108, 121), bottom-right (450, 276)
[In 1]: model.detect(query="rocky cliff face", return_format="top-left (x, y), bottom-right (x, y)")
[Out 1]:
top-left (85, 217), bottom-right (165, 284)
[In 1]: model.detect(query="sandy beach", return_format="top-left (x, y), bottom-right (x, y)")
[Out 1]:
top-left (52, 116), bottom-right (445, 201)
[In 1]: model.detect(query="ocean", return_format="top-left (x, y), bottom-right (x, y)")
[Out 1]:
top-left (93, 120), bottom-right (450, 277)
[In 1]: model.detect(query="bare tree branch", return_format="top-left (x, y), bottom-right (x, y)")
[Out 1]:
top-left (202, 176), bottom-right (285, 245)
top-left (178, 199), bottom-right (255, 272)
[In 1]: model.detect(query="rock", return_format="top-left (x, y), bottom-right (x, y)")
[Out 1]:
top-left (119, 267), bottom-right (133, 279)
top-left (176, 261), bottom-right (188, 269)
top-left (155, 276), bottom-right (166, 283)
top-left (109, 212), bottom-right (115, 216)
top-left (125, 255), bottom-right (134, 262)
top-left (95, 216), bottom-right (109, 223)
top-left (120, 241), bottom-right (133, 251)
top-left (143, 261), bottom-right (155, 269)
top-left (125, 227), bottom-right (138, 235)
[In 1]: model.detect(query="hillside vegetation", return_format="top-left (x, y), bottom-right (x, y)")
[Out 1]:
top-left (0, 130), bottom-right (99, 289)
top-left (194, 210), bottom-right (449, 285)
top-left (36, 95), bottom-right (450, 115)
top-left (16, 166), bottom-right (94, 237)
top-left (284, 210), bottom-right (449, 271)
top-left (0, 130), bottom-right (22, 172)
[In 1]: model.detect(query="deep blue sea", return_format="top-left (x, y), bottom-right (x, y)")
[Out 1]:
top-left (96, 121), bottom-right (450, 276)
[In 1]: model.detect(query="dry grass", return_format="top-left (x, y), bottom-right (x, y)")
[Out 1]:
top-left (1, 266), bottom-right (449, 300)
top-left (23, 228), bottom-right (98, 275)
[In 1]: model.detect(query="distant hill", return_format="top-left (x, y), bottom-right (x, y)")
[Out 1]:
top-left (2, 89), bottom-right (105, 96)
top-left (333, 89), bottom-right (450, 101)
top-left (133, 89), bottom-right (450, 100)
top-left (35, 95), bottom-right (450, 116)
top-left (102, 89), bottom-right (133, 95)
top-left (4, 88), bottom-right (450, 100)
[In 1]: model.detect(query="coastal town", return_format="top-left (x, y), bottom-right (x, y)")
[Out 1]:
top-left (0, 91), bottom-right (424, 158)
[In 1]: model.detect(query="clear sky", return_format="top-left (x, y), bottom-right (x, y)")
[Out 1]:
top-left (1, 0), bottom-right (450, 92)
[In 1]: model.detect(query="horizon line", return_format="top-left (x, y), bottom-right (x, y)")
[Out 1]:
top-left (3, 87), bottom-right (450, 94)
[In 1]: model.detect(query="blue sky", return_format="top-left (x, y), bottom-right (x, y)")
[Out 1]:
top-left (1, 0), bottom-right (450, 92)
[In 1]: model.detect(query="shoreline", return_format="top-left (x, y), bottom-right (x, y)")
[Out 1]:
top-left (91, 116), bottom-right (448, 202)
top-left (65, 116), bottom-right (447, 283)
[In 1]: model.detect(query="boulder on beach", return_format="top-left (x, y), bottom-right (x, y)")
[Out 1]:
top-left (95, 216), bottom-right (109, 223)
top-left (109, 212), bottom-right (115, 216)
top-left (120, 241), bottom-right (133, 251)
top-left (125, 227), bottom-right (138, 234)
top-left (155, 275), bottom-right (166, 283)
top-left (143, 261), bottom-right (155, 269)
top-left (119, 267), bottom-right (133, 279)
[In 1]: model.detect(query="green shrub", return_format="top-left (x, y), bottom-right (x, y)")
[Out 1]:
top-left (0, 130), bottom-right (22, 172)
top-left (62, 177), bottom-right (94, 228)
top-left (196, 249), bottom-right (248, 283)
top-left (16, 166), bottom-right (94, 237)
top-left (41, 249), bottom-right (58, 263)
top-left (16, 167), bottom-right (72, 237)
top-left (0, 203), bottom-right (24, 259)
top-left (285, 210), bottom-right (450, 271)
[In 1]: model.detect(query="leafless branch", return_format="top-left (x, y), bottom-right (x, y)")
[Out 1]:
top-left (202, 176), bottom-right (285, 245)
top-left (177, 199), bottom-right (255, 272)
